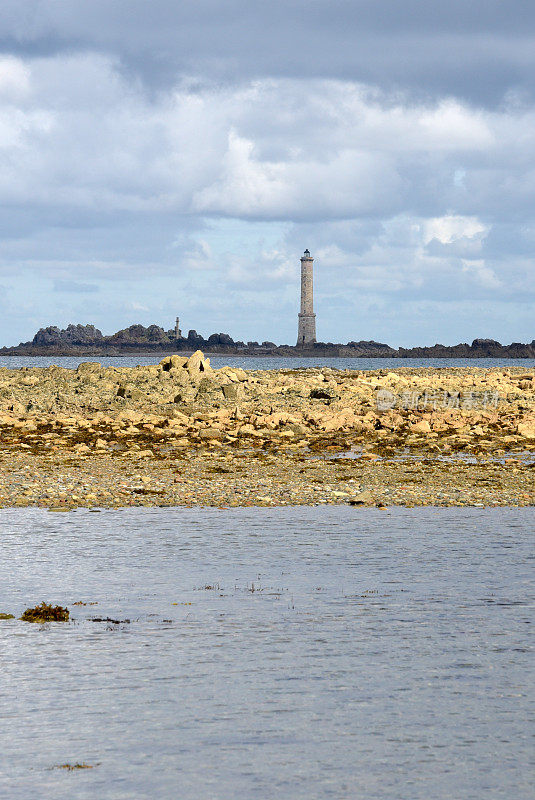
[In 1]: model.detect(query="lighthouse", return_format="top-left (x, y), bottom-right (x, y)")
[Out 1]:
top-left (297, 249), bottom-right (316, 346)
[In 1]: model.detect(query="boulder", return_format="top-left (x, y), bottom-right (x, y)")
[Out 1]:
top-left (170, 368), bottom-right (190, 387)
top-left (222, 383), bottom-right (243, 401)
top-left (199, 428), bottom-right (224, 440)
top-left (221, 367), bottom-right (247, 382)
top-left (310, 387), bottom-right (339, 400)
top-left (186, 350), bottom-right (211, 375)
top-left (517, 421), bottom-right (535, 439)
top-left (76, 362), bottom-right (102, 374)
top-left (348, 490), bottom-right (374, 505)
top-left (173, 389), bottom-right (196, 404)
top-left (196, 376), bottom-right (223, 397)
top-left (160, 355), bottom-right (188, 371)
top-left (410, 420), bottom-right (432, 434)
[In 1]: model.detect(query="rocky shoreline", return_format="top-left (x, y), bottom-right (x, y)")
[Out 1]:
top-left (2, 323), bottom-right (535, 358)
top-left (0, 352), bottom-right (533, 509)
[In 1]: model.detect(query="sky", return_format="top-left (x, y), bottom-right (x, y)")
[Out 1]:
top-left (0, 0), bottom-right (534, 347)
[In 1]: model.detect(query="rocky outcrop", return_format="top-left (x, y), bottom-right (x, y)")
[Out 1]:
top-left (398, 339), bottom-right (535, 359)
top-left (107, 324), bottom-right (171, 345)
top-left (0, 351), bottom-right (533, 448)
top-left (0, 353), bottom-right (532, 508)
top-left (1, 325), bottom-right (534, 358)
top-left (32, 324), bottom-right (104, 346)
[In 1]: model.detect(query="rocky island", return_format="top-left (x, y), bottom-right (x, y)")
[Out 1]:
top-left (0, 351), bottom-right (533, 509)
top-left (1, 323), bottom-right (534, 358)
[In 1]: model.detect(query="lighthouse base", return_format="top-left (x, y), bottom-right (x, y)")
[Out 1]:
top-left (297, 313), bottom-right (316, 346)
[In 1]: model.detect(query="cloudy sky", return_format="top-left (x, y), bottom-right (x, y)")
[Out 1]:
top-left (0, 0), bottom-right (534, 347)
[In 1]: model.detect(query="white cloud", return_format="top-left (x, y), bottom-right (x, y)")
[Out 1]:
top-left (423, 215), bottom-right (489, 245)
top-left (192, 131), bottom-right (286, 216)
top-left (461, 259), bottom-right (502, 289)
top-left (0, 56), bottom-right (30, 99)
top-left (418, 100), bottom-right (493, 149)
top-left (0, 51), bottom-right (532, 345)
top-left (0, 56), bottom-right (533, 223)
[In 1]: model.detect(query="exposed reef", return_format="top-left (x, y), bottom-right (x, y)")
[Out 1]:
top-left (0, 351), bottom-right (532, 508)
top-left (1, 324), bottom-right (534, 358)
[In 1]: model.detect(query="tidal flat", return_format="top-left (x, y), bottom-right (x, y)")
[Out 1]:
top-left (0, 352), bottom-right (533, 508)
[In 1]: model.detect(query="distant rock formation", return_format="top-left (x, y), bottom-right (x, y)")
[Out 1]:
top-left (32, 324), bottom-right (104, 347)
top-left (0, 324), bottom-right (534, 358)
top-left (398, 339), bottom-right (535, 359)
top-left (107, 324), bottom-right (171, 345)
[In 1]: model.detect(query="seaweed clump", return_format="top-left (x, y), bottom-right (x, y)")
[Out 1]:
top-left (0, 612), bottom-right (15, 620)
top-left (20, 602), bottom-right (69, 622)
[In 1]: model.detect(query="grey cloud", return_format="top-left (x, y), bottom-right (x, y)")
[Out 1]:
top-left (0, 5), bottom-right (532, 348)
top-left (1, 1), bottom-right (535, 104)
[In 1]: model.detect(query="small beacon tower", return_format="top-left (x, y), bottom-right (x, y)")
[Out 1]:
top-left (297, 249), bottom-right (316, 346)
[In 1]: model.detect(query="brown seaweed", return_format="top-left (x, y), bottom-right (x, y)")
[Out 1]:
top-left (20, 602), bottom-right (69, 622)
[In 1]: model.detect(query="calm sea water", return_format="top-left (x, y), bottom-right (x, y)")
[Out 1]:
top-left (0, 506), bottom-right (533, 800)
top-left (0, 354), bottom-right (534, 370)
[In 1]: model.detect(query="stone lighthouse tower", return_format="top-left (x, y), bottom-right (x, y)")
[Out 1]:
top-left (297, 249), bottom-right (316, 346)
